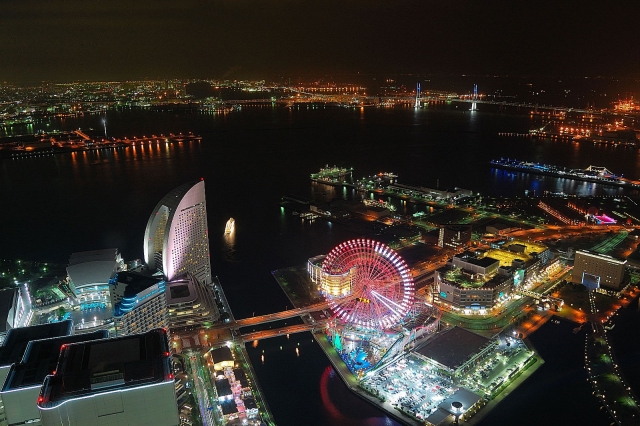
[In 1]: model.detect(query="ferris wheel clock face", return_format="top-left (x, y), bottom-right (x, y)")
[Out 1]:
top-left (321, 239), bottom-right (415, 329)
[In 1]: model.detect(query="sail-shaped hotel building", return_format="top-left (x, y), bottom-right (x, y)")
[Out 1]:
top-left (143, 180), bottom-right (212, 285)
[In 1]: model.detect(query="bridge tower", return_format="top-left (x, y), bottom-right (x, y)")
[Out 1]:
top-left (471, 84), bottom-right (478, 111)
top-left (414, 83), bottom-right (421, 109)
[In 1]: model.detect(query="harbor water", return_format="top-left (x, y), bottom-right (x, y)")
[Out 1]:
top-left (1, 105), bottom-right (639, 424)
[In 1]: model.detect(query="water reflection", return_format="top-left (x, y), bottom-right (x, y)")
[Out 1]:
top-left (488, 168), bottom-right (630, 197)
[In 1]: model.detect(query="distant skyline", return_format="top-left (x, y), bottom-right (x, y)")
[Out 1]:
top-left (1, 0), bottom-right (639, 84)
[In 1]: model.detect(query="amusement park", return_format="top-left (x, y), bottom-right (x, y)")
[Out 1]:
top-left (313, 239), bottom-right (440, 377)
top-left (300, 238), bottom-right (537, 426)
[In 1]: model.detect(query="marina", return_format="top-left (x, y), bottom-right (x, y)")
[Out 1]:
top-left (0, 130), bottom-right (202, 159)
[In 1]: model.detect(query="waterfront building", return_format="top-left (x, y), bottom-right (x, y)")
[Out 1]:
top-left (109, 272), bottom-right (168, 336)
top-left (66, 249), bottom-right (124, 295)
top-left (308, 254), bottom-right (357, 297)
top-left (572, 250), bottom-right (627, 290)
top-left (144, 180), bottom-right (212, 285)
top-left (434, 252), bottom-right (513, 313)
top-left (37, 329), bottom-right (179, 426)
top-left (0, 321), bottom-right (74, 426)
top-left (0, 330), bottom-right (107, 426)
top-left (0, 285), bottom-right (32, 344)
top-left (438, 224), bottom-right (472, 249)
top-left (165, 274), bottom-right (220, 331)
top-left (307, 255), bottom-right (326, 284)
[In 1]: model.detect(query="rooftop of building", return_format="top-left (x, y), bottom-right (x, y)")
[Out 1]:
top-left (244, 397), bottom-right (258, 410)
top-left (155, 180), bottom-right (202, 210)
top-left (414, 326), bottom-right (491, 371)
top-left (210, 346), bottom-right (233, 364)
top-left (114, 271), bottom-right (164, 298)
top-left (503, 239), bottom-right (548, 255)
top-left (69, 248), bottom-right (120, 265)
top-left (221, 400), bottom-right (238, 415)
top-left (439, 265), bottom-right (485, 289)
top-left (215, 377), bottom-right (232, 397)
top-left (67, 249), bottom-right (122, 288)
top-left (1, 330), bottom-right (108, 391)
top-left (166, 276), bottom-right (198, 304)
top-left (233, 368), bottom-right (249, 388)
top-left (454, 252), bottom-right (500, 269)
top-left (0, 321), bottom-right (73, 367)
top-left (38, 328), bottom-right (172, 407)
top-left (575, 250), bottom-right (626, 264)
top-left (483, 249), bottom-right (529, 267)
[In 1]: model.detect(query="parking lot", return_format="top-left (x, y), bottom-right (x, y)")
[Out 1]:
top-left (361, 354), bottom-right (456, 421)
top-left (459, 336), bottom-right (534, 396)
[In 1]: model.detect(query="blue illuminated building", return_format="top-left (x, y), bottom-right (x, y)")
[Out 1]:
top-left (109, 272), bottom-right (168, 336)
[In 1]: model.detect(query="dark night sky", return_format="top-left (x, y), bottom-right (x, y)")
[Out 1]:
top-left (1, 0), bottom-right (638, 83)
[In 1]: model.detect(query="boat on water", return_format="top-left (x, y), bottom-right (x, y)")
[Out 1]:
top-left (489, 158), bottom-right (640, 189)
top-left (224, 218), bottom-right (235, 234)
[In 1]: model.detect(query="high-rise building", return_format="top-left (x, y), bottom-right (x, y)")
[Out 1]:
top-left (0, 330), bottom-right (107, 426)
top-left (144, 180), bottom-right (212, 285)
top-left (37, 329), bottom-right (179, 426)
top-left (109, 272), bottom-right (168, 336)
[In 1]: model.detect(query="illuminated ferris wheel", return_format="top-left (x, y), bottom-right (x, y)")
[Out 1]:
top-left (321, 239), bottom-right (415, 330)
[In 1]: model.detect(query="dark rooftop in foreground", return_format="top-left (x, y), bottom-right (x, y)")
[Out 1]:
top-left (415, 326), bottom-right (490, 371)
top-left (2, 330), bottom-right (108, 391)
top-left (215, 378), bottom-right (232, 398)
top-left (244, 397), bottom-right (257, 410)
top-left (0, 321), bottom-right (73, 367)
top-left (210, 346), bottom-right (233, 364)
top-left (38, 329), bottom-right (171, 407)
top-left (221, 400), bottom-right (238, 415)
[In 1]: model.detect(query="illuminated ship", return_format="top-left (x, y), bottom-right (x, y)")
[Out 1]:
top-left (490, 158), bottom-right (640, 188)
top-left (224, 218), bottom-right (235, 234)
